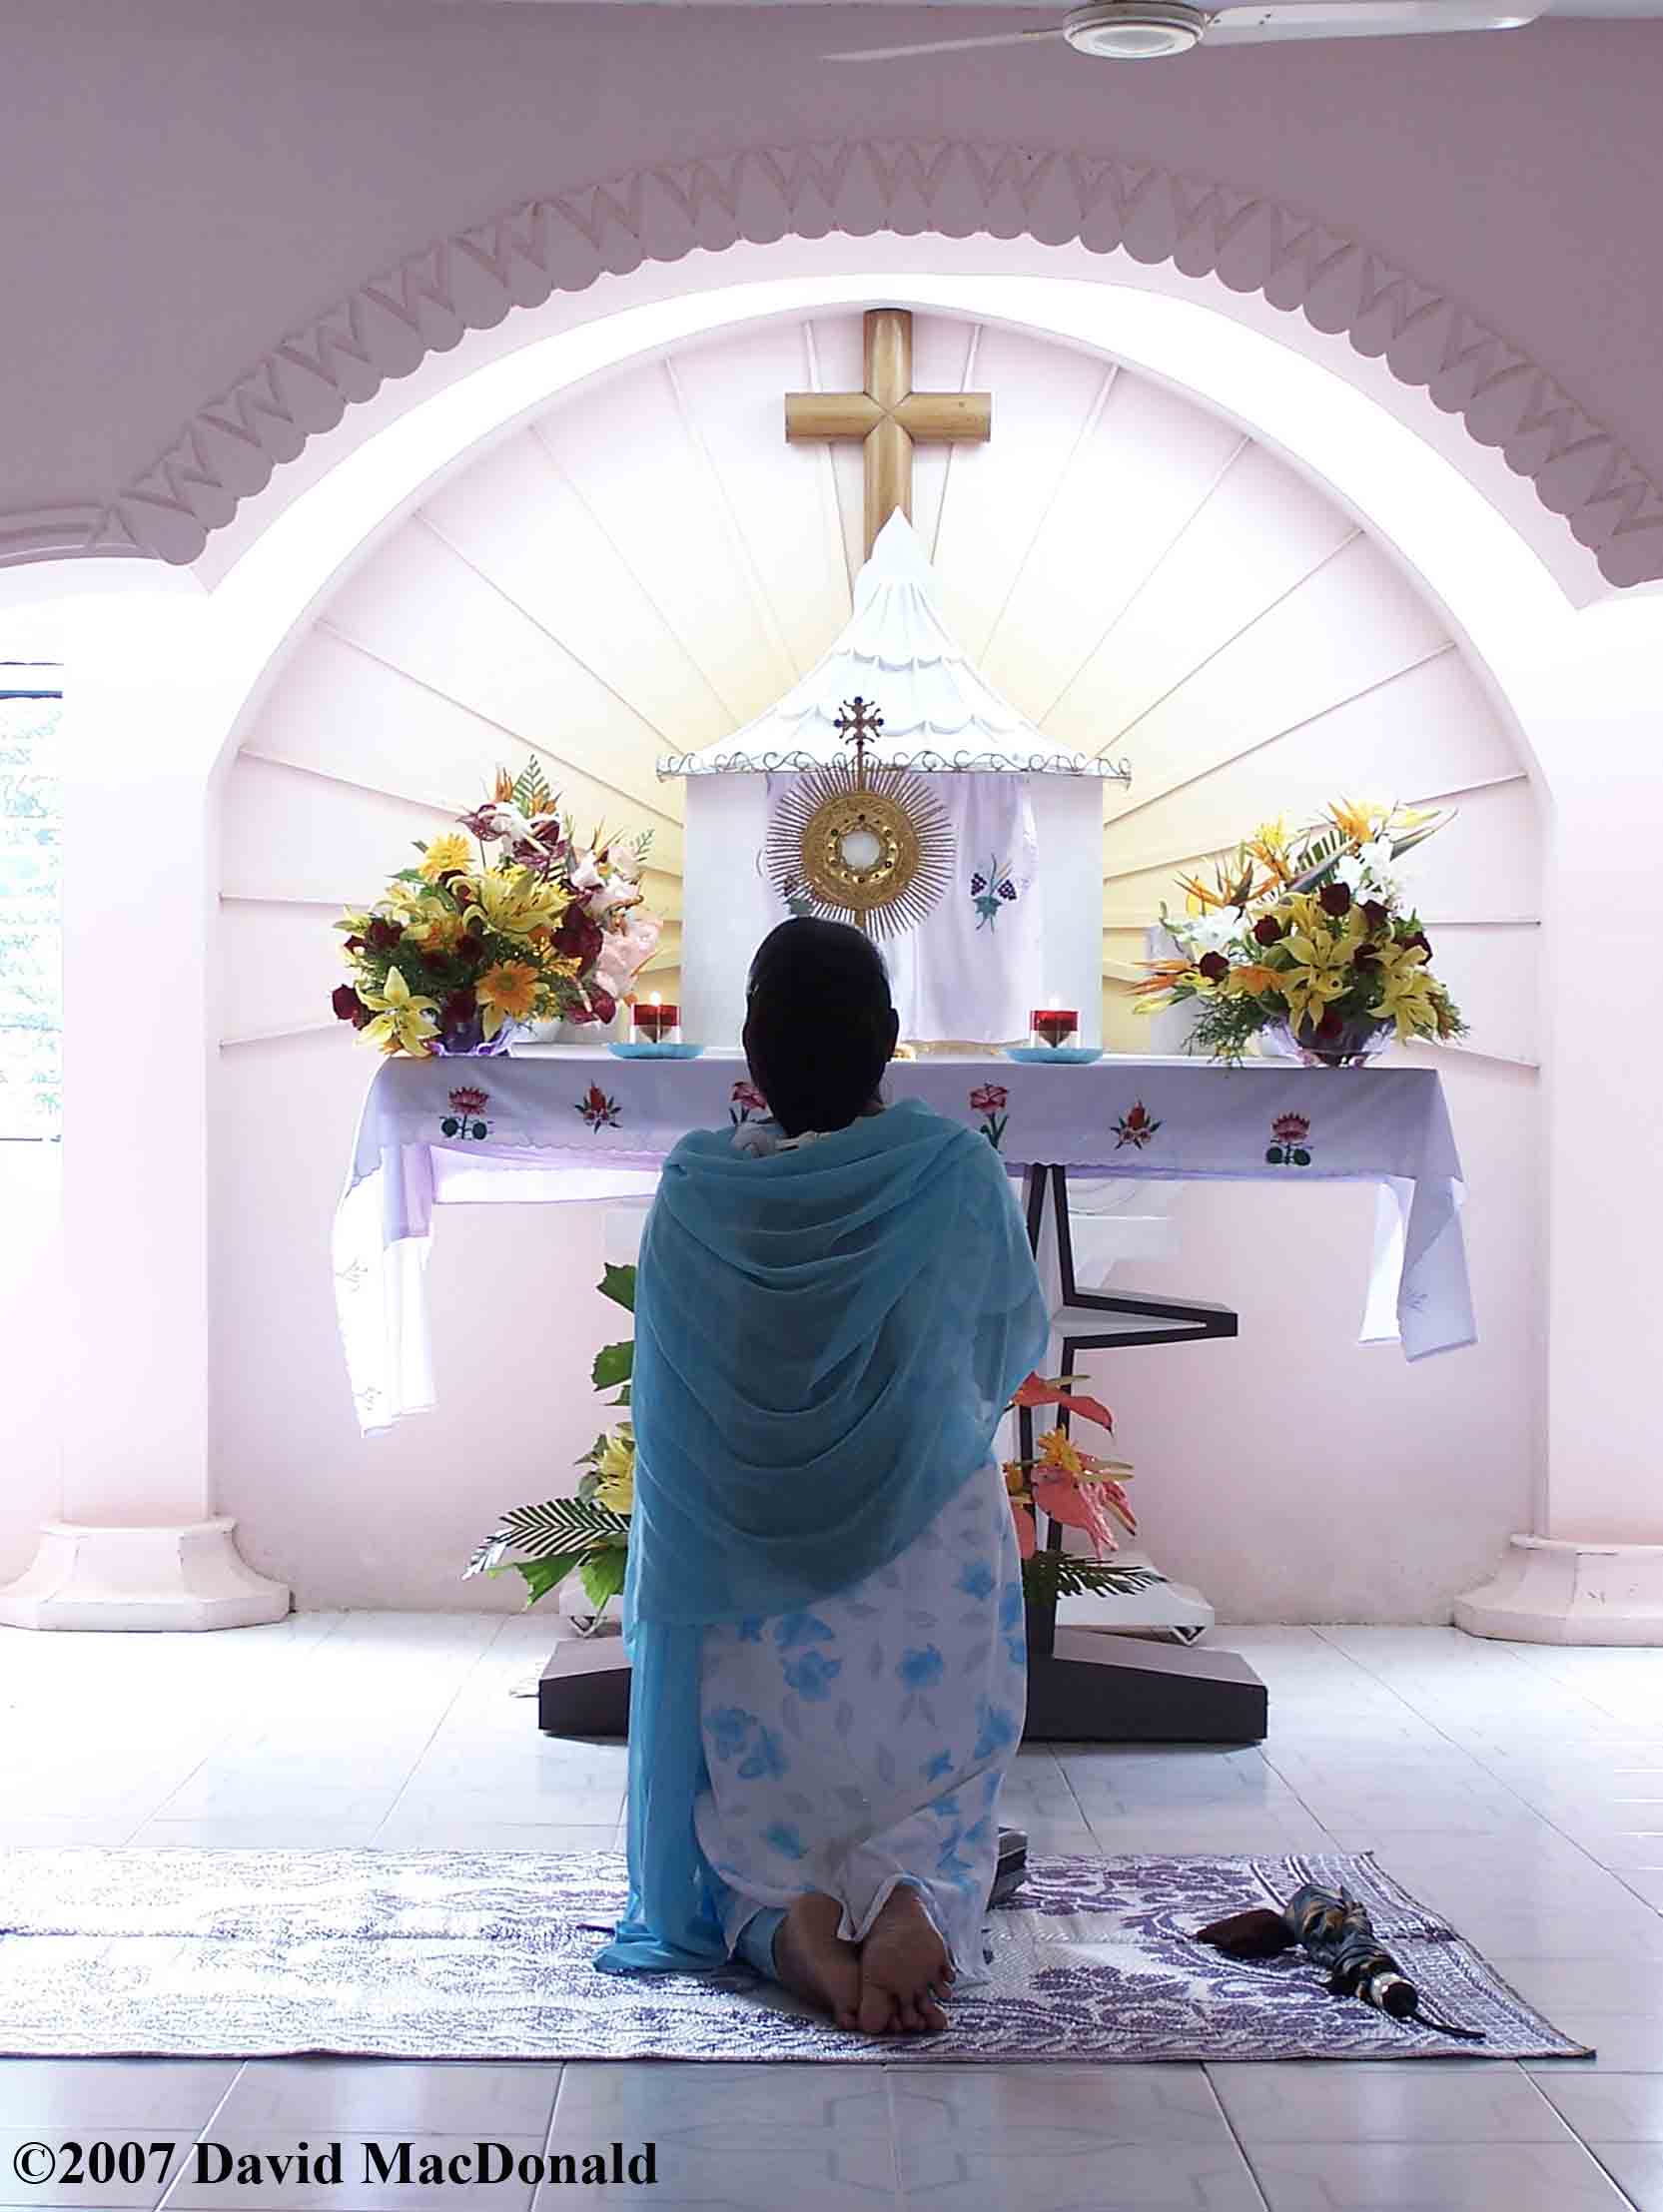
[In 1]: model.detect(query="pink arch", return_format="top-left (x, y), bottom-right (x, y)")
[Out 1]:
top-left (76, 135), bottom-right (1663, 587)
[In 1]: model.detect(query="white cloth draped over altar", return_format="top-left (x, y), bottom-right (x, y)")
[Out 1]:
top-left (333, 1054), bottom-right (1475, 1435)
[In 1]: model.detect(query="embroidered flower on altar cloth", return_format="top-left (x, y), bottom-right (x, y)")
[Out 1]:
top-left (1267, 1111), bottom-right (1313, 1167)
top-left (440, 1087), bottom-right (491, 1141)
top-left (1112, 1101), bottom-right (1162, 1150)
top-left (575, 1084), bottom-right (620, 1132)
top-left (970, 1083), bottom-right (1009, 1151)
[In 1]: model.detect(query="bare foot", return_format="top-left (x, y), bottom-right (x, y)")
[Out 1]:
top-left (772, 1893), bottom-right (862, 2030)
top-left (857, 1887), bottom-right (954, 2036)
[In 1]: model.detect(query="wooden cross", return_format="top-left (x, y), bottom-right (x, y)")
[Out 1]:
top-left (785, 309), bottom-right (992, 558)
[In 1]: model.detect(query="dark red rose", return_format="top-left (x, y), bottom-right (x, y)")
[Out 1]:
top-left (1252, 916), bottom-right (1283, 947)
top-left (553, 904), bottom-right (604, 970)
top-left (440, 991), bottom-right (476, 1034)
top-left (1400, 930), bottom-right (1432, 959)
top-left (332, 984), bottom-right (363, 1024)
top-left (1197, 951), bottom-right (1231, 984)
top-left (453, 932), bottom-right (484, 965)
top-left (1314, 1006), bottom-right (1346, 1044)
top-left (579, 988), bottom-right (617, 1027)
top-left (1362, 900), bottom-right (1389, 933)
top-left (421, 947), bottom-right (450, 970)
top-left (343, 935), bottom-right (365, 955)
top-left (1318, 883), bottom-right (1352, 918)
top-left (366, 917), bottom-right (403, 954)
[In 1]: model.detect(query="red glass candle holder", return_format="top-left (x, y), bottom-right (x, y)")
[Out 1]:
top-left (633, 1003), bottom-right (679, 1045)
top-left (1032, 1008), bottom-right (1079, 1050)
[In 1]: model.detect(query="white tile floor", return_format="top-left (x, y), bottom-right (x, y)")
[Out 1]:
top-left (2, 1615), bottom-right (1662, 2209)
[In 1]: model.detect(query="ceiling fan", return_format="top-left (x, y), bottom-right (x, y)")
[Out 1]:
top-left (827, 0), bottom-right (1541, 64)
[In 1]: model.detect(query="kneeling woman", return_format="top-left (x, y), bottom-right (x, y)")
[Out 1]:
top-left (596, 918), bottom-right (1048, 2033)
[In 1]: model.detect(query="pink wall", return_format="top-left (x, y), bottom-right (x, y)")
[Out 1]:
top-left (2, 0), bottom-right (1662, 577)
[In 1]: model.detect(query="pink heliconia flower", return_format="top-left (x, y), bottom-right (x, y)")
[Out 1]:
top-left (1033, 1471), bottom-right (1138, 1560)
top-left (1011, 1371), bottom-right (1115, 1436)
top-left (1010, 1498), bottom-right (1038, 1561)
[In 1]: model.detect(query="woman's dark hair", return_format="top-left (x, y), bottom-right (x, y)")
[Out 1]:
top-left (742, 918), bottom-right (900, 1137)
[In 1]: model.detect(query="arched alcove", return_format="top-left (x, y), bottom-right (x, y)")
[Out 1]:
top-left (212, 300), bottom-right (1542, 1625)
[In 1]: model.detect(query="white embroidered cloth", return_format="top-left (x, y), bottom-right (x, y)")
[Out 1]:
top-left (334, 1054), bottom-right (1475, 1432)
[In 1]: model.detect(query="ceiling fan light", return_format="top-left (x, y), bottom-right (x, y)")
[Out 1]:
top-left (1063, 1), bottom-right (1208, 57)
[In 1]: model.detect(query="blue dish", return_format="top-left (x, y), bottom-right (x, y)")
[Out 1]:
top-left (1002, 1045), bottom-right (1104, 1066)
top-left (607, 1041), bottom-right (703, 1061)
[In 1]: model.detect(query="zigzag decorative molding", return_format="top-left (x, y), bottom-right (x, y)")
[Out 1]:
top-left (6, 135), bottom-right (1662, 583)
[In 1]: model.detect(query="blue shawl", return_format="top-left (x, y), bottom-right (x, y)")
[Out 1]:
top-left (595, 1098), bottom-right (1049, 1973)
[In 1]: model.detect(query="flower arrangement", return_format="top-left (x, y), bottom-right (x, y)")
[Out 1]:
top-left (333, 763), bottom-right (659, 1056)
top-left (464, 1261), bottom-right (637, 1620)
top-left (1134, 799), bottom-right (1465, 1066)
top-left (1005, 1373), bottom-right (1154, 1604)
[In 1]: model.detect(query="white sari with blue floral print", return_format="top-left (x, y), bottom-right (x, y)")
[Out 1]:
top-left (693, 1454), bottom-right (1026, 1982)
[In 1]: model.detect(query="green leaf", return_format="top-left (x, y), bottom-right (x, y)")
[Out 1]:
top-left (606, 1385), bottom-right (632, 1408)
top-left (597, 1261), bottom-right (637, 1314)
top-left (1022, 1553), bottom-right (1167, 1602)
top-left (578, 1545), bottom-right (629, 1611)
top-left (507, 1552), bottom-right (587, 1608)
top-left (592, 1339), bottom-right (633, 1391)
top-left (495, 1495), bottom-right (630, 1558)
top-left (464, 1529), bottom-right (511, 1579)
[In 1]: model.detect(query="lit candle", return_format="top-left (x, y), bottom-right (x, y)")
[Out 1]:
top-left (1031, 1005), bottom-right (1079, 1051)
top-left (633, 991), bottom-right (680, 1046)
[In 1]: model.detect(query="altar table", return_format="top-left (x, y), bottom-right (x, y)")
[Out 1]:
top-left (334, 1051), bottom-right (1474, 1436)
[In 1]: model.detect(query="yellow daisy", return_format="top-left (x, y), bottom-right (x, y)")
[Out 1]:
top-left (418, 832), bottom-right (474, 882)
top-left (475, 960), bottom-right (541, 1036)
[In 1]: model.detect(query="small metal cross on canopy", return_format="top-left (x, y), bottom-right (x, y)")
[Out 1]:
top-left (785, 309), bottom-right (992, 558)
top-left (833, 694), bottom-right (884, 787)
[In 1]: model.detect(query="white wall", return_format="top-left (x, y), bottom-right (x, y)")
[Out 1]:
top-left (210, 307), bottom-right (1544, 1621)
top-left (0, 1143), bottom-right (63, 1579)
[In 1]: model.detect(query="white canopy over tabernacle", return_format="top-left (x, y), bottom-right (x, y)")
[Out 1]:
top-left (662, 515), bottom-right (1126, 1048)
top-left (658, 513), bottom-right (1128, 783)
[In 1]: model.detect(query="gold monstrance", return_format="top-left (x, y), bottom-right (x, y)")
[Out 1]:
top-left (763, 695), bottom-right (953, 939)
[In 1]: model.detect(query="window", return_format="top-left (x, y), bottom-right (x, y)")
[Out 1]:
top-left (0, 675), bottom-right (62, 1138)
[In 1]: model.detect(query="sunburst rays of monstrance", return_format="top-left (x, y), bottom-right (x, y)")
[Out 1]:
top-left (763, 697), bottom-right (954, 940)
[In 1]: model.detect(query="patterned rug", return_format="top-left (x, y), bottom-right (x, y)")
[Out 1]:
top-left (0, 1847), bottom-right (1586, 2063)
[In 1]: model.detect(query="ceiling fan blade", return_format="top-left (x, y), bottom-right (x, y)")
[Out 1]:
top-left (1207, 0), bottom-right (1540, 41)
top-left (825, 26), bottom-right (1065, 60)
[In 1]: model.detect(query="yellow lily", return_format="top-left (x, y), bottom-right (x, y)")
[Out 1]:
top-left (360, 967), bottom-right (439, 1056)
top-left (461, 866), bottom-right (570, 941)
top-left (1278, 925), bottom-right (1355, 1035)
top-left (406, 906), bottom-right (466, 954)
top-left (594, 1428), bottom-right (635, 1516)
top-left (1367, 940), bottom-right (1436, 1041)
